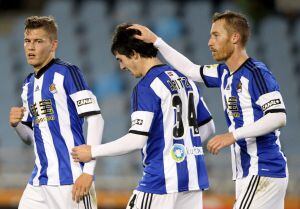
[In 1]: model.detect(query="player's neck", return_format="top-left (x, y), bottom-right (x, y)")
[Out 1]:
top-left (225, 48), bottom-right (248, 74)
top-left (141, 57), bottom-right (162, 76)
top-left (33, 55), bottom-right (55, 74)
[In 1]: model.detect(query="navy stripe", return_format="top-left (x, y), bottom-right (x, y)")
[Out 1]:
top-left (83, 196), bottom-right (88, 209)
top-left (71, 66), bottom-right (85, 90)
top-left (239, 175), bottom-right (256, 209)
top-left (54, 59), bottom-right (86, 91)
top-left (248, 60), bottom-right (268, 93)
top-left (69, 66), bottom-right (83, 91)
top-left (141, 193), bottom-right (146, 209)
top-left (129, 130), bottom-right (149, 136)
top-left (265, 108), bottom-right (286, 115)
top-left (87, 194), bottom-right (92, 209)
top-left (148, 193), bottom-right (153, 209)
top-left (245, 63), bottom-right (264, 95)
top-left (239, 176), bottom-right (260, 209)
top-left (246, 62), bottom-right (268, 94)
top-left (244, 176), bottom-right (260, 209)
top-left (144, 193), bottom-right (149, 209)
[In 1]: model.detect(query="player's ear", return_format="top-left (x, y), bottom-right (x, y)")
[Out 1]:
top-left (51, 40), bottom-right (58, 52)
top-left (231, 32), bottom-right (240, 45)
top-left (132, 50), bottom-right (140, 60)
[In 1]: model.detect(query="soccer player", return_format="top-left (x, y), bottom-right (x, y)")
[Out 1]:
top-left (71, 23), bottom-right (215, 209)
top-left (129, 11), bottom-right (288, 209)
top-left (9, 16), bottom-right (103, 209)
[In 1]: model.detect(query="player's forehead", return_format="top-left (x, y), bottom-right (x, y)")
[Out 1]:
top-left (210, 19), bottom-right (227, 34)
top-left (115, 52), bottom-right (129, 61)
top-left (24, 28), bottom-right (49, 39)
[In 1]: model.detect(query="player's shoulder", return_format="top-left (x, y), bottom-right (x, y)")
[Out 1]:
top-left (53, 58), bottom-right (82, 74)
top-left (244, 58), bottom-right (273, 78)
top-left (23, 73), bottom-right (34, 85)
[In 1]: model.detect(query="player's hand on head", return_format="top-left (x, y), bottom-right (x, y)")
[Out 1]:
top-left (207, 132), bottom-right (235, 155)
top-left (128, 24), bottom-right (158, 43)
top-left (72, 173), bottom-right (93, 203)
top-left (71, 145), bottom-right (92, 163)
top-left (9, 107), bottom-right (26, 127)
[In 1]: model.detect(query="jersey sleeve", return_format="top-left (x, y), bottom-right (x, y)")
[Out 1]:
top-left (128, 85), bottom-right (157, 136)
top-left (251, 70), bottom-right (286, 115)
top-left (21, 75), bottom-right (33, 128)
top-left (199, 64), bottom-right (222, 88)
top-left (197, 96), bottom-right (213, 127)
top-left (64, 66), bottom-right (101, 117)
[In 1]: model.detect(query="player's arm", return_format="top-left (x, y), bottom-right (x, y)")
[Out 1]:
top-left (232, 112), bottom-right (286, 140)
top-left (72, 133), bottom-right (148, 162)
top-left (82, 113), bottom-right (104, 175)
top-left (10, 107), bottom-right (33, 145)
top-left (129, 24), bottom-right (203, 81)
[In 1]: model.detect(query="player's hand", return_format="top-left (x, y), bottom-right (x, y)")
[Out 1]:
top-left (207, 132), bottom-right (235, 155)
top-left (9, 107), bottom-right (26, 127)
top-left (128, 24), bottom-right (158, 43)
top-left (72, 145), bottom-right (92, 163)
top-left (72, 173), bottom-right (93, 203)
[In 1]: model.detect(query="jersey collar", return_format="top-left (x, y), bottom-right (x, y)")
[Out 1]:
top-left (144, 64), bottom-right (167, 77)
top-left (229, 57), bottom-right (252, 76)
top-left (34, 58), bottom-right (56, 79)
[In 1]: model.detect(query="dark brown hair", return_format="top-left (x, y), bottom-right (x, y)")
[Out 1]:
top-left (111, 23), bottom-right (157, 58)
top-left (25, 16), bottom-right (58, 40)
top-left (212, 11), bottom-right (250, 47)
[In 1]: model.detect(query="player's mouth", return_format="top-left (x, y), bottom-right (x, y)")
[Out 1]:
top-left (28, 53), bottom-right (36, 59)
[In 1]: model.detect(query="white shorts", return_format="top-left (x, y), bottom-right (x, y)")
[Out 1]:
top-left (18, 183), bottom-right (97, 209)
top-left (126, 190), bottom-right (203, 209)
top-left (234, 175), bottom-right (288, 209)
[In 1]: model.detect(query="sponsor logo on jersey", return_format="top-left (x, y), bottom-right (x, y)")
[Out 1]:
top-left (132, 119), bottom-right (143, 126)
top-left (49, 83), bottom-right (57, 94)
top-left (226, 96), bottom-right (240, 118)
top-left (170, 144), bottom-right (186, 163)
top-left (30, 99), bottom-right (55, 124)
top-left (262, 99), bottom-right (281, 111)
top-left (77, 98), bottom-right (93, 107)
top-left (170, 144), bottom-right (204, 163)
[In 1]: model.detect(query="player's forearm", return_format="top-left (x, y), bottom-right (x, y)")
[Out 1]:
top-left (83, 114), bottom-right (104, 175)
top-left (14, 122), bottom-right (33, 145)
top-left (154, 38), bottom-right (203, 81)
top-left (199, 119), bottom-right (215, 142)
top-left (91, 133), bottom-right (148, 158)
top-left (232, 112), bottom-right (286, 140)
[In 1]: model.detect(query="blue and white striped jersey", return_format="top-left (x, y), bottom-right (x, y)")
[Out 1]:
top-left (21, 58), bottom-right (101, 186)
top-left (200, 58), bottom-right (287, 180)
top-left (129, 64), bottom-right (212, 194)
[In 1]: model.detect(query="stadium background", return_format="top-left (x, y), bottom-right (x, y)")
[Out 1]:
top-left (0, 0), bottom-right (299, 208)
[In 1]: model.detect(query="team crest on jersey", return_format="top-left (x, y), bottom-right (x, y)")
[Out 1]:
top-left (237, 82), bottom-right (242, 93)
top-left (49, 83), bottom-right (57, 94)
top-left (170, 144), bottom-right (186, 163)
top-left (166, 71), bottom-right (174, 77)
